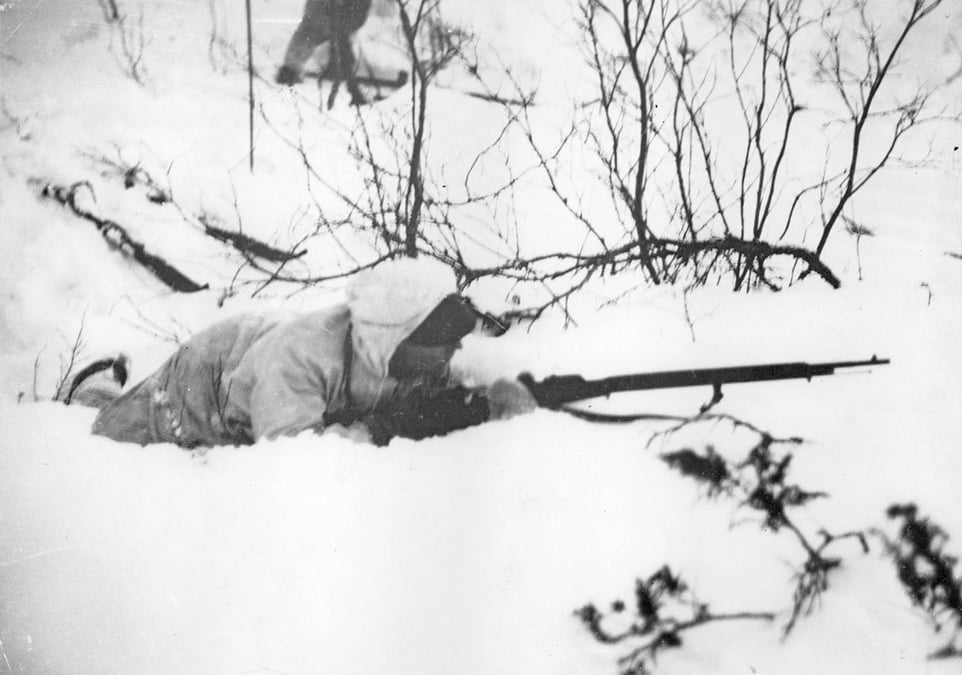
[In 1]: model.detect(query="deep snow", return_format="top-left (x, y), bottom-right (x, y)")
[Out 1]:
top-left (1, 1), bottom-right (961, 674)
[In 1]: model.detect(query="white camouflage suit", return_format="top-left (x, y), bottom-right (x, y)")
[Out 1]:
top-left (92, 259), bottom-right (464, 447)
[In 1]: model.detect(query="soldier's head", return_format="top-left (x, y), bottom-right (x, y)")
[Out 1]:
top-left (347, 257), bottom-right (489, 382)
top-left (388, 294), bottom-right (479, 380)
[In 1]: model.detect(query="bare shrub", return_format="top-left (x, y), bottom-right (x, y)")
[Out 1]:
top-left (516, 0), bottom-right (954, 293)
top-left (96, 0), bottom-right (150, 85)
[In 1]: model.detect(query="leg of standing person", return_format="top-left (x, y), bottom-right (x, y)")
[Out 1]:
top-left (276, 0), bottom-right (332, 84)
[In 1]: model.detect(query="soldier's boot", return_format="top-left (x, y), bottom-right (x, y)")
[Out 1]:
top-left (275, 64), bottom-right (304, 85)
top-left (64, 353), bottom-right (131, 409)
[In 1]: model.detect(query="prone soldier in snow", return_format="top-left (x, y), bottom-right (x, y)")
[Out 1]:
top-left (72, 258), bottom-right (536, 448)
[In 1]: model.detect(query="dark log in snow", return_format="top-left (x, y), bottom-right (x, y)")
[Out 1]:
top-left (40, 181), bottom-right (209, 293)
top-left (199, 218), bottom-right (306, 263)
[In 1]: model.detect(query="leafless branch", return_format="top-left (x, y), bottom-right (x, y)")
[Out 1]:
top-left (98, 0), bottom-right (149, 85)
top-left (52, 311), bottom-right (88, 402)
top-left (812, 0), bottom-right (947, 258)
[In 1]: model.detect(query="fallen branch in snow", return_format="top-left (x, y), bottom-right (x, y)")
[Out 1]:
top-left (39, 181), bottom-right (208, 293)
top-left (633, 416), bottom-right (962, 665)
top-left (85, 151), bottom-right (308, 266)
top-left (198, 215), bottom-right (307, 264)
top-left (657, 422), bottom-right (869, 636)
top-left (574, 565), bottom-right (773, 675)
top-left (654, 237), bottom-right (841, 290)
top-left (876, 504), bottom-right (962, 659)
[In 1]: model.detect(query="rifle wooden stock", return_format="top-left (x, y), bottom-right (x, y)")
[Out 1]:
top-left (521, 356), bottom-right (890, 409)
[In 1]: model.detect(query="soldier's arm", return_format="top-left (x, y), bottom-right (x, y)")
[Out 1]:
top-left (361, 377), bottom-right (538, 446)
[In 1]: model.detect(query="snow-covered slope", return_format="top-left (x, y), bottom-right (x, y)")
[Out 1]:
top-left (1, 1), bottom-right (961, 674)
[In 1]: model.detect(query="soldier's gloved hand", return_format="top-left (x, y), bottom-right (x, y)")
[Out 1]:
top-left (485, 378), bottom-right (539, 420)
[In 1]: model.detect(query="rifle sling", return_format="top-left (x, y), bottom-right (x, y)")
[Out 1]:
top-left (558, 405), bottom-right (688, 424)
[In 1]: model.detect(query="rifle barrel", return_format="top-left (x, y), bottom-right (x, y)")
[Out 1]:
top-left (528, 356), bottom-right (889, 409)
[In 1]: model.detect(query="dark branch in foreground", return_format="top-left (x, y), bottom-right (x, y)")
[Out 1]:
top-left (878, 503), bottom-right (962, 659)
top-left (84, 151), bottom-right (307, 265)
top-left (199, 217), bottom-right (307, 263)
top-left (658, 418), bottom-right (868, 637)
top-left (575, 565), bottom-right (773, 675)
top-left (39, 181), bottom-right (208, 293)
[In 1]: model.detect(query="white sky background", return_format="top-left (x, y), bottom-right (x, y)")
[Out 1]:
top-left (1, 1), bottom-right (961, 674)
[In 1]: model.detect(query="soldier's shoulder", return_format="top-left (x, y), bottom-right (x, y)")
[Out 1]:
top-left (250, 305), bottom-right (351, 357)
top-left (277, 304), bottom-right (351, 336)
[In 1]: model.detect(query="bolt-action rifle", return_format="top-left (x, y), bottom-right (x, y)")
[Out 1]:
top-left (519, 356), bottom-right (890, 411)
top-left (363, 356), bottom-right (889, 445)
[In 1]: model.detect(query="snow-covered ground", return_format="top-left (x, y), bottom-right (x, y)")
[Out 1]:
top-left (1, 1), bottom-right (961, 674)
